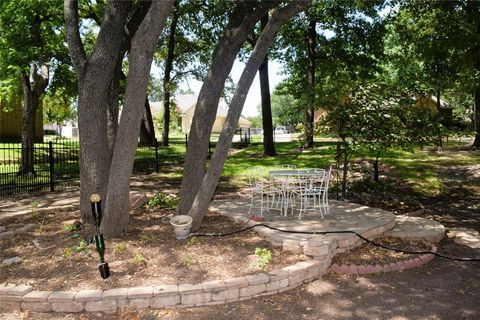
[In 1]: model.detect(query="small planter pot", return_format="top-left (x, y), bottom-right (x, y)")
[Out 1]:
top-left (170, 215), bottom-right (193, 240)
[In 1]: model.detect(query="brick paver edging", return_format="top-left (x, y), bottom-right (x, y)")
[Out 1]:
top-left (0, 258), bottom-right (330, 313)
top-left (329, 245), bottom-right (438, 275)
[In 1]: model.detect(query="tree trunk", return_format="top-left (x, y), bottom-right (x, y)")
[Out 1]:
top-left (20, 91), bottom-right (36, 175)
top-left (106, 58), bottom-right (122, 154)
top-left (140, 96), bottom-right (156, 146)
top-left (473, 88), bottom-right (480, 149)
top-left (303, 18), bottom-right (316, 149)
top-left (102, 0), bottom-right (175, 237)
top-left (436, 91), bottom-right (443, 151)
top-left (342, 141), bottom-right (348, 198)
top-left (19, 64), bottom-right (49, 175)
top-left (259, 15), bottom-right (276, 157)
top-left (186, 1), bottom-right (310, 231)
top-left (162, 0), bottom-right (179, 147)
top-left (373, 157), bottom-right (379, 182)
top-left (65, 0), bottom-right (133, 222)
top-left (177, 1), bottom-right (277, 217)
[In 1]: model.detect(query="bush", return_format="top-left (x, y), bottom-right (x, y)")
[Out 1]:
top-left (148, 192), bottom-right (178, 210)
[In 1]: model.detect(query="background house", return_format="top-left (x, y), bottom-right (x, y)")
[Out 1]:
top-left (43, 122), bottom-right (78, 139)
top-left (415, 95), bottom-right (452, 127)
top-left (313, 94), bottom-right (453, 126)
top-left (0, 97), bottom-right (43, 142)
top-left (150, 94), bottom-right (252, 135)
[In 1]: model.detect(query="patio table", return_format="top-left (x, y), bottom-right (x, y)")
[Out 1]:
top-left (268, 169), bottom-right (326, 217)
top-left (269, 169), bottom-right (320, 177)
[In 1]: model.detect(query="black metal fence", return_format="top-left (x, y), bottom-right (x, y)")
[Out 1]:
top-left (0, 138), bottom-right (161, 197)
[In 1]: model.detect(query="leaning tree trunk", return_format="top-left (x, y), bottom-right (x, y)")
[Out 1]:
top-left (259, 15), bottom-right (276, 157)
top-left (161, 0), bottom-right (179, 147)
top-left (19, 64), bottom-right (49, 175)
top-left (303, 18), bottom-right (316, 149)
top-left (140, 96), bottom-right (156, 146)
top-left (186, 1), bottom-right (310, 231)
top-left (102, 0), bottom-right (175, 237)
top-left (176, 1), bottom-right (277, 217)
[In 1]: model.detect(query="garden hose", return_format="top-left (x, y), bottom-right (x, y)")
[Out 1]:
top-left (190, 223), bottom-right (480, 262)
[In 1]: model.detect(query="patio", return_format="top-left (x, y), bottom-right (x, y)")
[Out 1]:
top-left (210, 198), bottom-right (445, 261)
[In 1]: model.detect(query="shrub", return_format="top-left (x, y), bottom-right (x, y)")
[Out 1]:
top-left (148, 192), bottom-right (178, 210)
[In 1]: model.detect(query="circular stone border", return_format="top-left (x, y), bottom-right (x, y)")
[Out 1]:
top-left (0, 199), bottom-right (443, 314)
top-left (0, 201), bottom-right (333, 314)
top-left (329, 245), bottom-right (438, 275)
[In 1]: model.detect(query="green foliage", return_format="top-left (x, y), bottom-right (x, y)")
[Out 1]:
top-left (385, 0), bottom-right (480, 134)
top-left (62, 247), bottom-right (72, 259)
top-left (61, 223), bottom-right (77, 232)
top-left (113, 242), bottom-right (127, 254)
top-left (148, 192), bottom-right (178, 210)
top-left (181, 252), bottom-right (193, 267)
top-left (269, 94), bottom-right (303, 128)
top-left (152, 102), bottom-right (182, 134)
top-left (43, 88), bottom-right (77, 127)
top-left (187, 236), bottom-right (203, 246)
top-left (30, 200), bottom-right (39, 217)
top-left (246, 115), bottom-right (262, 128)
top-left (250, 247), bottom-right (273, 270)
top-left (320, 82), bottom-right (442, 156)
top-left (0, 0), bottom-right (75, 97)
top-left (132, 252), bottom-right (147, 265)
top-left (138, 232), bottom-right (155, 242)
top-left (74, 239), bottom-right (89, 254)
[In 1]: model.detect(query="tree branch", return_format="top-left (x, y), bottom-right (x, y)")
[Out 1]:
top-left (64, 0), bottom-right (87, 78)
top-left (19, 71), bottom-right (31, 93)
top-left (126, 1), bottom-right (153, 42)
top-left (86, 0), bottom-right (102, 26)
top-left (171, 69), bottom-right (197, 82)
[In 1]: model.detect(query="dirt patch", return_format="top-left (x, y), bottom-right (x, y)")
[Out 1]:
top-left (331, 237), bottom-right (431, 266)
top-left (0, 209), bottom-right (305, 291)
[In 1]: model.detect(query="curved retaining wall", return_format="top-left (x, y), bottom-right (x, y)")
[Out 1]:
top-left (0, 259), bottom-right (329, 313)
top-left (330, 245), bottom-right (438, 275)
top-left (1, 199), bottom-right (442, 314)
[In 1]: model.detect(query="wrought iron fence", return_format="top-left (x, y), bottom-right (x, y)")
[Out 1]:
top-left (0, 138), bottom-right (162, 197)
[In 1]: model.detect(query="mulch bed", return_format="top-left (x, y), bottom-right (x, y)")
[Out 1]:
top-left (0, 208), bottom-right (305, 291)
top-left (331, 236), bottom-right (431, 266)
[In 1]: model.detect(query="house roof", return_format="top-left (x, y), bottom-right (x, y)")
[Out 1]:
top-left (150, 94), bottom-right (251, 127)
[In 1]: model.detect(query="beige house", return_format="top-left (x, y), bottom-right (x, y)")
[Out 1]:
top-left (0, 96), bottom-right (43, 142)
top-left (150, 94), bottom-right (251, 134)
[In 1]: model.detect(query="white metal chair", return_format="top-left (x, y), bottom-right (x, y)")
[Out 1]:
top-left (318, 165), bottom-right (332, 216)
top-left (296, 170), bottom-right (325, 218)
top-left (247, 175), bottom-right (284, 216)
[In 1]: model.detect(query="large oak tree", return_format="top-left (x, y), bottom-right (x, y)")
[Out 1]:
top-left (65, 0), bottom-right (175, 237)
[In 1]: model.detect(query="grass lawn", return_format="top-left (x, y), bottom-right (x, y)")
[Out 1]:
top-left (154, 135), bottom-right (479, 194)
top-left (221, 136), bottom-right (479, 195)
